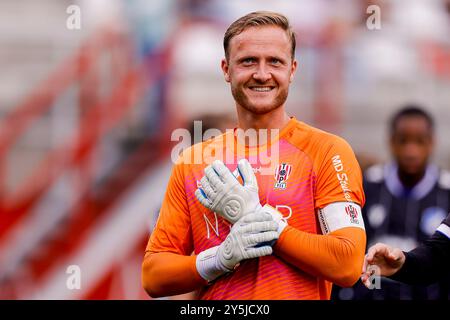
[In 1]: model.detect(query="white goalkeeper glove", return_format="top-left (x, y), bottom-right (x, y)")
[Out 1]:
top-left (196, 212), bottom-right (279, 282)
top-left (195, 159), bottom-right (287, 233)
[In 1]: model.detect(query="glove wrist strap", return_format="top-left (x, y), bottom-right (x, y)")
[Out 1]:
top-left (196, 246), bottom-right (230, 282)
top-left (259, 204), bottom-right (288, 234)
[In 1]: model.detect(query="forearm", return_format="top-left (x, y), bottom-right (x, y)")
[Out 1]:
top-left (142, 252), bottom-right (207, 298)
top-left (390, 231), bottom-right (450, 285)
top-left (273, 226), bottom-right (366, 287)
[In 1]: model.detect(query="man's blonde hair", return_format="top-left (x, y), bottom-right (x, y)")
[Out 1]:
top-left (223, 11), bottom-right (296, 61)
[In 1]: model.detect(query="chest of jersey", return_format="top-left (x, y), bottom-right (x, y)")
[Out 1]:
top-left (186, 142), bottom-right (320, 253)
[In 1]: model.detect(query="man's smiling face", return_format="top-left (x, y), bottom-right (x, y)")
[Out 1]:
top-left (222, 25), bottom-right (297, 115)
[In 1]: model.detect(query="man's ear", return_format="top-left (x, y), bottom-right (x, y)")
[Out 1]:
top-left (289, 59), bottom-right (298, 83)
top-left (221, 58), bottom-right (231, 82)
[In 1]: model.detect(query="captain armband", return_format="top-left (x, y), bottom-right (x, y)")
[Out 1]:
top-left (317, 202), bottom-right (365, 234)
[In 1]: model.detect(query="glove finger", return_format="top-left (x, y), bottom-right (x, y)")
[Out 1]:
top-left (245, 231), bottom-right (279, 246)
top-left (241, 221), bottom-right (278, 234)
top-left (200, 176), bottom-right (216, 198)
top-left (245, 246), bottom-right (273, 259)
top-left (237, 158), bottom-right (258, 190)
top-left (212, 159), bottom-right (237, 185)
top-left (204, 165), bottom-right (223, 191)
top-left (195, 188), bottom-right (212, 209)
top-left (240, 212), bottom-right (273, 224)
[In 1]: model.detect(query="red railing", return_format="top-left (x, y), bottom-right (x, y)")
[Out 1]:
top-left (0, 24), bottom-right (177, 298)
top-left (0, 28), bottom-right (141, 240)
top-left (0, 18), bottom-right (222, 299)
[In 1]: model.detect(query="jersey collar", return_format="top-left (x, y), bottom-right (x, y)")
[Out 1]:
top-left (384, 162), bottom-right (439, 200)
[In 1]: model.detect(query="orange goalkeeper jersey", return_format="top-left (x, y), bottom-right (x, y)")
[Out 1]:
top-left (146, 117), bottom-right (365, 299)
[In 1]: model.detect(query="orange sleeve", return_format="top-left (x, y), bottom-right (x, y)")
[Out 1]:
top-left (142, 252), bottom-right (207, 298)
top-left (147, 161), bottom-right (192, 255)
top-left (274, 226), bottom-right (366, 287)
top-left (314, 135), bottom-right (365, 209)
top-left (142, 159), bottom-right (207, 297)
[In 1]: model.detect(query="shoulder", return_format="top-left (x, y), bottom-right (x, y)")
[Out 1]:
top-left (176, 130), bottom-right (230, 166)
top-left (288, 120), bottom-right (355, 155)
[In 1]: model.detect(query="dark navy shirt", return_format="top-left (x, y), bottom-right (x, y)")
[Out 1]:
top-left (333, 163), bottom-right (450, 300)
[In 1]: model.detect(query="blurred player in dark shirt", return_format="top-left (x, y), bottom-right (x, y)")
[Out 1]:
top-left (333, 105), bottom-right (450, 300)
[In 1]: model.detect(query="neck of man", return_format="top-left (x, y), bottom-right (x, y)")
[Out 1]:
top-left (235, 104), bottom-right (290, 147)
top-left (397, 167), bottom-right (426, 189)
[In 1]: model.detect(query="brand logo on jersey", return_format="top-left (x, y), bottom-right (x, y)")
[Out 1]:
top-left (274, 163), bottom-right (292, 189)
top-left (345, 204), bottom-right (360, 224)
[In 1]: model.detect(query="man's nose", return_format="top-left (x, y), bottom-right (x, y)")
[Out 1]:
top-left (253, 63), bottom-right (272, 82)
top-left (402, 143), bottom-right (422, 158)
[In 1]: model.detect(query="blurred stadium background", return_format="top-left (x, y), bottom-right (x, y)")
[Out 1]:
top-left (0, 0), bottom-right (449, 299)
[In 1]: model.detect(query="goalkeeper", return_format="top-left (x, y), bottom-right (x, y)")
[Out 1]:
top-left (142, 11), bottom-right (367, 300)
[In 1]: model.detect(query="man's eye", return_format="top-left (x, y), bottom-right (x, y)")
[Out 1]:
top-left (271, 58), bottom-right (281, 65)
top-left (242, 58), bottom-right (255, 64)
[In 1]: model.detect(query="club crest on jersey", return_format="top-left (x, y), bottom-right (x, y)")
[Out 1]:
top-left (345, 204), bottom-right (360, 224)
top-left (274, 163), bottom-right (292, 189)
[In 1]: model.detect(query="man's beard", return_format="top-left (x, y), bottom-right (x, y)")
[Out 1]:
top-left (231, 84), bottom-right (289, 115)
